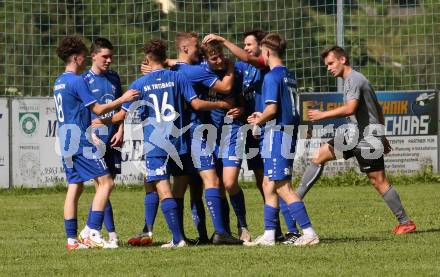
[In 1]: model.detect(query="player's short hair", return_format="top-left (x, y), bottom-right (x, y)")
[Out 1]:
top-left (144, 39), bottom-right (167, 63)
top-left (243, 29), bottom-right (268, 44)
top-left (90, 37), bottom-right (113, 54)
top-left (321, 46), bottom-right (350, 65)
top-left (260, 33), bottom-right (286, 56)
top-left (56, 36), bottom-right (88, 63)
top-left (175, 31), bottom-right (199, 50)
top-left (201, 40), bottom-right (223, 57)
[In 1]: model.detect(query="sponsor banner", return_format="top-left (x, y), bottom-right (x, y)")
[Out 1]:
top-left (11, 98), bottom-right (65, 187)
top-left (296, 90), bottom-right (438, 175)
top-left (117, 123), bottom-right (146, 184)
top-left (11, 98), bottom-right (148, 187)
top-left (0, 99), bottom-right (9, 188)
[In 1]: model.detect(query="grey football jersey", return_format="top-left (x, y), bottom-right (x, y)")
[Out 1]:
top-left (344, 70), bottom-right (382, 139)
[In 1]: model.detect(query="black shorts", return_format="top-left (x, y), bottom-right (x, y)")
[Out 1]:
top-left (327, 138), bottom-right (385, 173)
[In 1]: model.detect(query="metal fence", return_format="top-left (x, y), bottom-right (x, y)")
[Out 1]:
top-left (1, 0), bottom-right (440, 96)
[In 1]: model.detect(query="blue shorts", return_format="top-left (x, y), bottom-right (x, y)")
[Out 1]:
top-left (245, 131), bottom-right (263, 170)
top-left (263, 130), bottom-right (297, 181)
top-left (214, 123), bottom-right (242, 168)
top-left (104, 146), bottom-right (122, 175)
top-left (145, 156), bottom-right (171, 183)
top-left (167, 153), bottom-right (194, 177)
top-left (145, 154), bottom-right (194, 182)
top-left (63, 154), bottom-right (109, 184)
top-left (190, 124), bottom-right (216, 171)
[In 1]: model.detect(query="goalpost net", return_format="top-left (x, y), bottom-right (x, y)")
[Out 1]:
top-left (1, 0), bottom-right (440, 97)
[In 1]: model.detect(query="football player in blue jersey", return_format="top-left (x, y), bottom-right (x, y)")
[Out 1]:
top-left (132, 32), bottom-right (212, 246)
top-left (171, 32), bottom-right (243, 245)
top-left (136, 33), bottom-right (242, 245)
top-left (203, 32), bottom-right (301, 243)
top-left (95, 39), bottom-right (236, 247)
top-left (200, 40), bottom-right (251, 242)
top-left (54, 36), bottom-right (139, 250)
top-left (77, 38), bottom-right (123, 248)
top-left (245, 33), bottom-right (319, 246)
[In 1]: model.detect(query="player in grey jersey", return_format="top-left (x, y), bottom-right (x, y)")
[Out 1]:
top-left (296, 46), bottom-right (416, 235)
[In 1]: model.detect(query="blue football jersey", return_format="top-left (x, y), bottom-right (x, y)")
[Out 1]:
top-left (235, 61), bottom-right (269, 115)
top-left (262, 66), bottom-right (299, 126)
top-left (201, 62), bottom-right (243, 128)
top-left (122, 69), bottom-right (197, 157)
top-left (53, 72), bottom-right (97, 156)
top-left (82, 69), bottom-right (122, 144)
top-left (171, 62), bottom-right (218, 124)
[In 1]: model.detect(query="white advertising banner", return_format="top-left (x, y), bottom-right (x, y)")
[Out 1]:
top-left (10, 98), bottom-right (147, 187)
top-left (6, 90), bottom-right (439, 187)
top-left (11, 98), bottom-right (64, 187)
top-left (0, 99), bottom-right (9, 188)
top-left (118, 122), bottom-right (146, 184)
top-left (293, 136), bottom-right (438, 176)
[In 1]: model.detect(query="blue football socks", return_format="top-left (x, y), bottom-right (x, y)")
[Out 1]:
top-left (143, 191), bottom-right (159, 233)
top-left (279, 197), bottom-right (299, 233)
top-left (230, 189), bottom-right (247, 228)
top-left (64, 218), bottom-right (78, 239)
top-left (175, 198), bottom-right (186, 237)
top-left (190, 199), bottom-right (208, 239)
top-left (103, 200), bottom-right (116, 233)
top-left (205, 188), bottom-right (227, 234)
top-left (88, 211), bottom-right (104, 231)
top-left (221, 196), bottom-right (231, 234)
top-left (161, 198), bottom-right (183, 244)
top-left (264, 204), bottom-right (280, 231)
top-left (287, 201), bottom-right (312, 229)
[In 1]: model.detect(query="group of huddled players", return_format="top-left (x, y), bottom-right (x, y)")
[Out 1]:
top-left (54, 30), bottom-right (417, 250)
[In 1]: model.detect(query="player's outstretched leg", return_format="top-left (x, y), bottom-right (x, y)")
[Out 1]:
top-left (295, 143), bottom-right (333, 199)
top-left (295, 162), bottom-right (324, 199)
top-left (368, 170), bottom-right (416, 234)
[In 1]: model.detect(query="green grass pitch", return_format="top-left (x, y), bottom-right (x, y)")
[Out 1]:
top-left (0, 183), bottom-right (439, 276)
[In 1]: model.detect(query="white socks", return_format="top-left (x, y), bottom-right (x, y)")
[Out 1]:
top-left (302, 227), bottom-right (317, 237)
top-left (262, 229), bottom-right (276, 241)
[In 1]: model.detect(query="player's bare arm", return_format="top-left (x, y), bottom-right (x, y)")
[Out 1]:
top-left (93, 109), bottom-right (127, 126)
top-left (90, 89), bottom-right (139, 115)
top-left (203, 34), bottom-right (261, 68)
top-left (110, 123), bottom-right (124, 147)
top-left (141, 59), bottom-right (177, 75)
top-left (307, 99), bottom-right (359, 122)
top-left (210, 58), bottom-right (234, 94)
top-left (190, 98), bottom-right (234, 111)
top-left (247, 103), bottom-right (277, 126)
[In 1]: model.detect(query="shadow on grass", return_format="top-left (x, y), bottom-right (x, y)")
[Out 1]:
top-left (414, 228), bottom-right (440, 234)
top-left (321, 236), bottom-right (389, 244)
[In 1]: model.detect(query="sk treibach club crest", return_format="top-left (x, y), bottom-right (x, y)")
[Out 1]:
top-left (19, 112), bottom-right (39, 137)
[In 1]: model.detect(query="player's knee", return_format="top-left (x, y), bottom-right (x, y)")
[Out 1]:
top-left (222, 179), bottom-right (237, 191)
top-left (312, 145), bottom-right (331, 164)
top-left (204, 176), bottom-right (220, 188)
